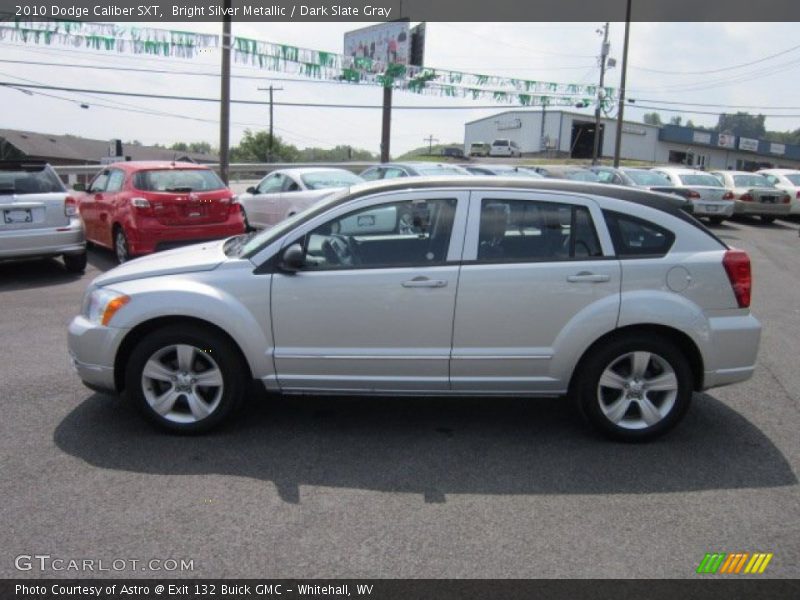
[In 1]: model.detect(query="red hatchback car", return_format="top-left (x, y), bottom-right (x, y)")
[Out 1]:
top-left (79, 161), bottom-right (245, 262)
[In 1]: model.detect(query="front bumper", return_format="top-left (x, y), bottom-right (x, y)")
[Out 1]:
top-left (68, 315), bottom-right (129, 394)
top-left (0, 216), bottom-right (85, 259)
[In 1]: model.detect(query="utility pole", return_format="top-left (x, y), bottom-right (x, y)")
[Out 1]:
top-left (218, 0), bottom-right (232, 184)
top-left (613, 0), bottom-right (632, 168)
top-left (380, 85), bottom-right (392, 162)
top-left (424, 134), bottom-right (439, 155)
top-left (539, 97), bottom-right (549, 154)
top-left (592, 22), bottom-right (610, 166)
top-left (258, 85), bottom-right (284, 162)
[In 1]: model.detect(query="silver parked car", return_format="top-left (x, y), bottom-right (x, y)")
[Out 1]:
top-left (238, 168), bottom-right (363, 230)
top-left (68, 178), bottom-right (760, 441)
top-left (757, 168), bottom-right (800, 215)
top-left (0, 160), bottom-right (86, 271)
top-left (651, 167), bottom-right (734, 224)
top-left (709, 170), bottom-right (791, 223)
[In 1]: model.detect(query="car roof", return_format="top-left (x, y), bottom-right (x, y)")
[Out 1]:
top-left (652, 167), bottom-right (712, 175)
top-left (757, 168), bottom-right (800, 174)
top-left (274, 167), bottom-right (356, 177)
top-left (711, 170), bottom-right (765, 176)
top-left (106, 161), bottom-right (212, 172)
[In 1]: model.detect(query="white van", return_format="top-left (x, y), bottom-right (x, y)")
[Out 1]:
top-left (489, 139), bottom-right (522, 157)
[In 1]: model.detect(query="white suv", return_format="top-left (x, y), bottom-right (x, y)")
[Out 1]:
top-left (489, 139), bottom-right (522, 157)
top-left (68, 178), bottom-right (760, 441)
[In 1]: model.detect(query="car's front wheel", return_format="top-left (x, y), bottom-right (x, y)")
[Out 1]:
top-left (125, 325), bottom-right (246, 433)
top-left (575, 334), bottom-right (693, 442)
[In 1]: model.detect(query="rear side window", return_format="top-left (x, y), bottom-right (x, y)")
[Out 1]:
top-left (476, 199), bottom-right (602, 262)
top-left (603, 210), bottom-right (675, 257)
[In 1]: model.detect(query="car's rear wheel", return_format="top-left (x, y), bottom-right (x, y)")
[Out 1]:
top-left (575, 334), bottom-right (693, 442)
top-left (760, 215), bottom-right (776, 224)
top-left (125, 325), bottom-right (246, 433)
top-left (63, 251), bottom-right (87, 273)
top-left (114, 226), bottom-right (130, 263)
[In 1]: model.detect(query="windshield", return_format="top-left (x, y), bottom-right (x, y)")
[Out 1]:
top-left (237, 189), bottom-right (347, 257)
top-left (300, 170), bottom-right (363, 190)
top-left (626, 170), bottom-right (672, 186)
top-left (733, 174), bottom-right (774, 188)
top-left (492, 140), bottom-right (509, 147)
top-left (786, 174), bottom-right (800, 185)
top-left (0, 164), bottom-right (65, 194)
top-left (679, 174), bottom-right (723, 187)
top-left (133, 169), bottom-right (226, 192)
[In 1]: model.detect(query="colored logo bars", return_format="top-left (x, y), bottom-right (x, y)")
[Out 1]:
top-left (696, 552), bottom-right (773, 574)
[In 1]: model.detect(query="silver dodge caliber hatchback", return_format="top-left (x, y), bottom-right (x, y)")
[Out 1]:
top-left (68, 178), bottom-right (761, 441)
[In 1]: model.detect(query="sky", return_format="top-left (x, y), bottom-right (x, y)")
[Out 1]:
top-left (1, 21), bottom-right (799, 156)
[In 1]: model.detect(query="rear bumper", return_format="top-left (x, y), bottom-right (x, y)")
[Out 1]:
top-left (702, 313), bottom-right (761, 390)
top-left (126, 215), bottom-right (245, 255)
top-left (0, 216), bottom-right (85, 259)
top-left (733, 201), bottom-right (791, 216)
top-left (692, 202), bottom-right (735, 218)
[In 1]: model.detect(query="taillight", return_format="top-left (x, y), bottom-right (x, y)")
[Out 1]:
top-left (64, 196), bottom-right (77, 217)
top-left (722, 191), bottom-right (734, 200)
top-left (722, 250), bottom-right (752, 308)
top-left (783, 194), bottom-right (791, 204)
top-left (796, 191), bottom-right (800, 199)
top-left (130, 197), bottom-right (153, 216)
top-left (740, 193), bottom-right (753, 202)
top-left (687, 190), bottom-right (701, 199)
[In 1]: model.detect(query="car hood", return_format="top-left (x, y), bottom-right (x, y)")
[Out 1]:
top-left (93, 239), bottom-right (229, 287)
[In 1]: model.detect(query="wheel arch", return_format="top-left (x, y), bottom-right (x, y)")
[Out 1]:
top-left (113, 316), bottom-right (254, 393)
top-left (567, 324), bottom-right (705, 396)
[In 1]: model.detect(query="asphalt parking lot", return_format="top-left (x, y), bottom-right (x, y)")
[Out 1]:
top-left (1, 217), bottom-right (798, 579)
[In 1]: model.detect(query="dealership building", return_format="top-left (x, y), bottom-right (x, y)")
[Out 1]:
top-left (464, 110), bottom-right (800, 170)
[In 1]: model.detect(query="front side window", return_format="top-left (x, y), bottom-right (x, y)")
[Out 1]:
top-left (359, 168), bottom-right (382, 181)
top-left (299, 198), bottom-right (457, 270)
top-left (603, 210), bottom-right (675, 257)
top-left (88, 171), bottom-right (110, 193)
top-left (105, 170), bottom-right (126, 192)
top-left (476, 199), bottom-right (602, 262)
top-left (256, 173), bottom-right (284, 194)
top-left (382, 168), bottom-right (406, 179)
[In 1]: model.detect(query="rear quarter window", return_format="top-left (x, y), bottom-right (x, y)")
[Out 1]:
top-left (603, 210), bottom-right (675, 257)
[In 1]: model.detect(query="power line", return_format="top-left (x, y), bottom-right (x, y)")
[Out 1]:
top-left (631, 42), bottom-right (800, 75)
top-left (628, 102), bottom-right (800, 118)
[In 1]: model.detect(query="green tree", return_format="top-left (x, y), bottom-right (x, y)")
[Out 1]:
top-left (716, 112), bottom-right (766, 138)
top-left (643, 112), bottom-right (663, 126)
top-left (230, 130), bottom-right (300, 163)
top-left (169, 142), bottom-right (215, 155)
top-left (669, 115), bottom-right (683, 126)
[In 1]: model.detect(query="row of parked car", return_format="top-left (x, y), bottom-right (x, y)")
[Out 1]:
top-left (1, 159), bottom-right (798, 273)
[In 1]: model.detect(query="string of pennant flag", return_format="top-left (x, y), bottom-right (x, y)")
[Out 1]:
top-left (1, 20), bottom-right (616, 110)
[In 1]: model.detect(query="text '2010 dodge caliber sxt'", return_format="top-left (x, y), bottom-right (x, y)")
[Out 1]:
top-left (68, 177), bottom-right (761, 441)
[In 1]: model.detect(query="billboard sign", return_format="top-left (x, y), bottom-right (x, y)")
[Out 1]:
top-left (739, 137), bottom-right (759, 152)
top-left (717, 133), bottom-right (736, 148)
top-left (692, 131), bottom-right (712, 145)
top-left (770, 143), bottom-right (786, 155)
top-left (344, 22), bottom-right (411, 66)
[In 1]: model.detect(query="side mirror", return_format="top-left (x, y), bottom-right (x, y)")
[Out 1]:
top-left (246, 186), bottom-right (257, 194)
top-left (279, 243), bottom-right (306, 273)
top-left (72, 183), bottom-right (86, 192)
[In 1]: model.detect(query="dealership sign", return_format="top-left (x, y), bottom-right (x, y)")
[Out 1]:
top-left (693, 131), bottom-right (712, 145)
top-left (345, 22), bottom-right (412, 66)
top-left (739, 137), bottom-right (759, 152)
top-left (770, 143), bottom-right (786, 155)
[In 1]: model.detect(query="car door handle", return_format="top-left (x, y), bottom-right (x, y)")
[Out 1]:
top-left (567, 272), bottom-right (610, 283)
top-left (402, 277), bottom-right (448, 288)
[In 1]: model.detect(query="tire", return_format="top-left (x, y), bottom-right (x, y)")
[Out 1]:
top-left (125, 324), bottom-right (246, 434)
top-left (760, 215), bottom-right (776, 224)
top-left (114, 226), bottom-right (130, 264)
top-left (63, 251), bottom-right (87, 273)
top-left (240, 206), bottom-right (254, 232)
top-left (574, 334), bottom-right (693, 442)
top-left (708, 216), bottom-right (725, 225)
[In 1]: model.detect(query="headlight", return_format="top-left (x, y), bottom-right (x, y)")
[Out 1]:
top-left (82, 288), bottom-right (130, 326)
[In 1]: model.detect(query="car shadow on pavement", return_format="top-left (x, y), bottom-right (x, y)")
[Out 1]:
top-left (54, 392), bottom-right (796, 504)
top-left (0, 257), bottom-right (84, 292)
top-left (87, 247), bottom-right (118, 272)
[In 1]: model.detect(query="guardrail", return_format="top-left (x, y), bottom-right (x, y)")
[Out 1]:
top-left (53, 162), bottom-right (375, 184)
